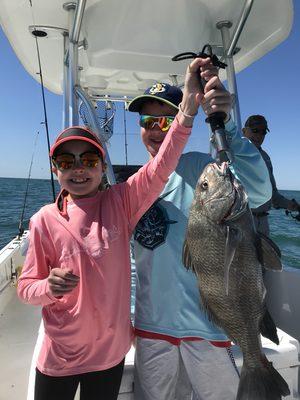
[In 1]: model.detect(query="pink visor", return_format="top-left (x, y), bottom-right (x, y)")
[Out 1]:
top-left (50, 126), bottom-right (105, 160)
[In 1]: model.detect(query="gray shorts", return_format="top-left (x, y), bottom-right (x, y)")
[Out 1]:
top-left (134, 337), bottom-right (239, 400)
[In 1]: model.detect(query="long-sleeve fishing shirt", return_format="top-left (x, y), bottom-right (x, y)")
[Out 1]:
top-left (252, 147), bottom-right (292, 214)
top-left (17, 118), bottom-right (191, 377)
top-left (133, 119), bottom-right (272, 343)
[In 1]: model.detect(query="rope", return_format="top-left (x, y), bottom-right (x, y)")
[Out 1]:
top-left (28, 0), bottom-right (56, 202)
top-left (226, 346), bottom-right (240, 378)
top-left (18, 131), bottom-right (39, 237)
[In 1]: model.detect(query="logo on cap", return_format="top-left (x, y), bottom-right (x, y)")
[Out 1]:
top-left (149, 83), bottom-right (166, 95)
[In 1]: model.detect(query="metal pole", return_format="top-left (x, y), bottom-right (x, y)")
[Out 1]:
top-left (63, 3), bottom-right (78, 126)
top-left (216, 0), bottom-right (254, 131)
top-left (64, 0), bottom-right (87, 126)
top-left (70, 0), bottom-right (87, 43)
top-left (75, 86), bottom-right (116, 185)
top-left (123, 102), bottom-right (128, 165)
top-left (68, 4), bottom-right (78, 126)
top-left (226, 0), bottom-right (254, 57)
top-left (62, 32), bottom-right (70, 129)
top-left (217, 21), bottom-right (242, 132)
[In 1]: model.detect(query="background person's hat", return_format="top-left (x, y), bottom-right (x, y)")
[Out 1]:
top-left (50, 126), bottom-right (106, 159)
top-left (128, 83), bottom-right (183, 112)
top-left (245, 115), bottom-right (270, 132)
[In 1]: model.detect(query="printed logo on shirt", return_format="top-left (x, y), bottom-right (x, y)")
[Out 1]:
top-left (134, 193), bottom-right (177, 250)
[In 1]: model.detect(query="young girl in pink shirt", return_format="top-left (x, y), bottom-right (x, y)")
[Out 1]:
top-left (17, 58), bottom-right (212, 400)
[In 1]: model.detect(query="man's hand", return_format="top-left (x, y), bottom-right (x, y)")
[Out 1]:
top-left (201, 70), bottom-right (233, 121)
top-left (48, 268), bottom-right (80, 297)
top-left (287, 199), bottom-right (300, 212)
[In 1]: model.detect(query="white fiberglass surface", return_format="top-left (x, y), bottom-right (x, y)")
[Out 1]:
top-left (0, 0), bottom-right (293, 96)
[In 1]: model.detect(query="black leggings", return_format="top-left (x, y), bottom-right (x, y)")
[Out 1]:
top-left (34, 358), bottom-right (125, 400)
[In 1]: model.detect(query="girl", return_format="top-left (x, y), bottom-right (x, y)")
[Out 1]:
top-left (17, 58), bottom-right (208, 400)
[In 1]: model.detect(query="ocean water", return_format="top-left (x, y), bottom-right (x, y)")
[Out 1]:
top-left (0, 177), bottom-right (60, 249)
top-left (0, 177), bottom-right (300, 269)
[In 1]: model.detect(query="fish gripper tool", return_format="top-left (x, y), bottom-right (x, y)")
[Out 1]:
top-left (172, 44), bottom-right (233, 164)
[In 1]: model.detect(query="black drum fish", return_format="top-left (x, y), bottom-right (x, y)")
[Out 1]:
top-left (183, 162), bottom-right (290, 400)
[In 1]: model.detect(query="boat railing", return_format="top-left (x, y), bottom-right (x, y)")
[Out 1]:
top-left (0, 232), bottom-right (29, 293)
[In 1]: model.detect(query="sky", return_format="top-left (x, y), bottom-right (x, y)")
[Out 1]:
top-left (0, 3), bottom-right (299, 190)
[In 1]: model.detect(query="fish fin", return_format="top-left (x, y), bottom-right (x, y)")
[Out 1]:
top-left (237, 361), bottom-right (290, 400)
top-left (182, 239), bottom-right (196, 273)
top-left (256, 232), bottom-right (282, 271)
top-left (260, 307), bottom-right (279, 345)
top-left (224, 225), bottom-right (242, 295)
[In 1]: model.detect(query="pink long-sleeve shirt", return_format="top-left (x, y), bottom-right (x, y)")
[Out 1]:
top-left (17, 119), bottom-right (191, 376)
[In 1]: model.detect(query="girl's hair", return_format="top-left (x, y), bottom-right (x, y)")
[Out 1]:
top-left (99, 176), bottom-right (110, 191)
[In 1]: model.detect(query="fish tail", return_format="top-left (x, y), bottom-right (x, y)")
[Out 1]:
top-left (237, 361), bottom-right (290, 400)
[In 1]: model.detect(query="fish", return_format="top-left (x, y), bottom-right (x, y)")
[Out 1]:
top-left (183, 162), bottom-right (290, 400)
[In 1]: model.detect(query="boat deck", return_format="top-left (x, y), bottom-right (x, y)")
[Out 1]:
top-left (0, 285), bottom-right (40, 399)
top-left (1, 282), bottom-right (300, 399)
top-left (0, 284), bottom-right (135, 400)
top-left (0, 236), bottom-right (299, 400)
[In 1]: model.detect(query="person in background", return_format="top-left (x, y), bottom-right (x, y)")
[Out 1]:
top-left (243, 114), bottom-right (300, 236)
top-left (128, 65), bottom-right (272, 399)
top-left (17, 57), bottom-right (208, 400)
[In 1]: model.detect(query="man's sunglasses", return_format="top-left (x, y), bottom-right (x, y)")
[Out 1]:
top-left (250, 127), bottom-right (267, 135)
top-left (52, 151), bottom-right (102, 171)
top-left (139, 115), bottom-right (175, 132)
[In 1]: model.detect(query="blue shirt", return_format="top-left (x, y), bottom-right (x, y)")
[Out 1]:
top-left (133, 120), bottom-right (272, 340)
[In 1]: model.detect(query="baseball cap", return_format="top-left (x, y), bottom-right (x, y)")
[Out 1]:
top-left (50, 126), bottom-right (106, 159)
top-left (128, 83), bottom-right (183, 113)
top-left (245, 115), bottom-right (269, 132)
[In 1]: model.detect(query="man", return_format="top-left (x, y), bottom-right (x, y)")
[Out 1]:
top-left (128, 67), bottom-right (272, 399)
top-left (243, 115), bottom-right (299, 236)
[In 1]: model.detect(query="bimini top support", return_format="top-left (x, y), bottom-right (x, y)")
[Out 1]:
top-left (226, 0), bottom-right (254, 58)
top-left (63, 0), bottom-right (87, 126)
top-left (75, 86), bottom-right (116, 185)
top-left (218, 22), bottom-right (242, 131)
top-left (216, 0), bottom-right (254, 132)
top-left (63, 1), bottom-right (116, 186)
top-left (70, 0), bottom-right (86, 44)
top-left (63, 33), bottom-right (70, 129)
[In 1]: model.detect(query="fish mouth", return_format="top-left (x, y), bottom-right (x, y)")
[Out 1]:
top-left (211, 162), bottom-right (248, 222)
top-left (223, 171), bottom-right (248, 222)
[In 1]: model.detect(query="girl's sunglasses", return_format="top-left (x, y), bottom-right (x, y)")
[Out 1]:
top-left (139, 115), bottom-right (175, 132)
top-left (52, 151), bottom-right (102, 171)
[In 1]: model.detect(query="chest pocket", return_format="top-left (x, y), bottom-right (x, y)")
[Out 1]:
top-left (81, 223), bottom-right (121, 258)
top-left (55, 216), bottom-right (122, 264)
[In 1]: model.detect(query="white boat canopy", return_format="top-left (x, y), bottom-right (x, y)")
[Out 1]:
top-left (0, 0), bottom-right (293, 98)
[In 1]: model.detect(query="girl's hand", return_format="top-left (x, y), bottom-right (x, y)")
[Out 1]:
top-left (179, 57), bottom-right (210, 120)
top-left (48, 268), bottom-right (80, 297)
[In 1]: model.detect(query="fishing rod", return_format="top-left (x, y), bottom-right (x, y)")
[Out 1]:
top-left (18, 131), bottom-right (39, 238)
top-left (172, 44), bottom-right (232, 164)
top-left (28, 0), bottom-right (56, 202)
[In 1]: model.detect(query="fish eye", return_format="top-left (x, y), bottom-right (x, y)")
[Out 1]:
top-left (201, 180), bottom-right (209, 190)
